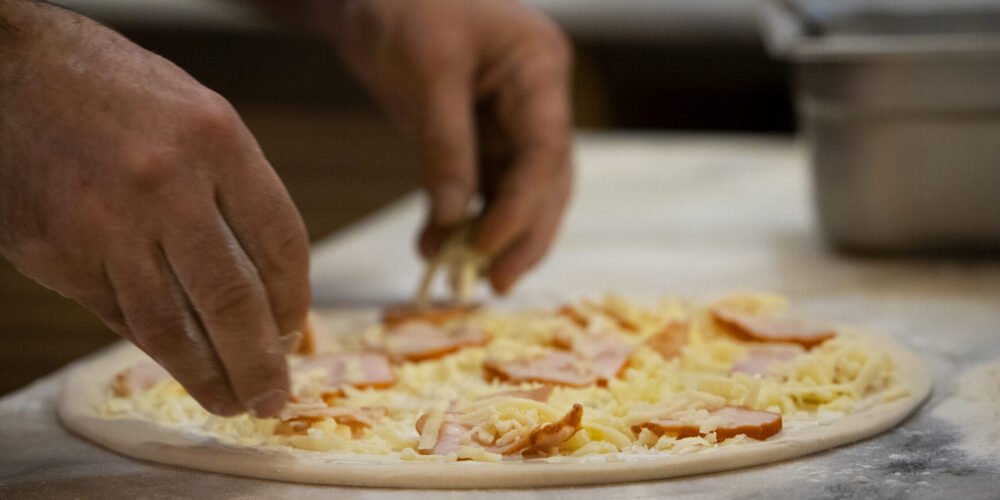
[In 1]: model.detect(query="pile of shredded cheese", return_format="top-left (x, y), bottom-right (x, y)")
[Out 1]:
top-left (102, 293), bottom-right (905, 462)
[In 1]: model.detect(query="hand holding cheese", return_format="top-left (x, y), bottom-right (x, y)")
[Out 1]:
top-left (314, 0), bottom-right (574, 293)
top-left (0, 0), bottom-right (572, 420)
top-left (0, 1), bottom-right (309, 417)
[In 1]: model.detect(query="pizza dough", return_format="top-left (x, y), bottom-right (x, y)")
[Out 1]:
top-left (58, 308), bottom-right (930, 489)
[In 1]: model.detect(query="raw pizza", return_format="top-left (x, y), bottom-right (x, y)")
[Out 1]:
top-left (60, 293), bottom-right (930, 488)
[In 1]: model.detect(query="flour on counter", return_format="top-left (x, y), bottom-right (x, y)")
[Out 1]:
top-left (930, 359), bottom-right (1000, 462)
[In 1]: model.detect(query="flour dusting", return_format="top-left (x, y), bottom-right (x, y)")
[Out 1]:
top-left (930, 359), bottom-right (1000, 462)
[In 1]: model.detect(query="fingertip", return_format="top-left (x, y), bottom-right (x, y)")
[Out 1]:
top-left (276, 300), bottom-right (310, 341)
top-left (488, 263), bottom-right (520, 296)
top-left (210, 399), bottom-right (245, 417)
top-left (247, 388), bottom-right (289, 419)
top-left (418, 224), bottom-right (446, 259)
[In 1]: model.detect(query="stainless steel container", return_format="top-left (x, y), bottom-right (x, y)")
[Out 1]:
top-left (761, 1), bottom-right (1000, 252)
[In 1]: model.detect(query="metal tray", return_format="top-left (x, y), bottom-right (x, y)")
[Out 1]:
top-left (761, 0), bottom-right (1000, 252)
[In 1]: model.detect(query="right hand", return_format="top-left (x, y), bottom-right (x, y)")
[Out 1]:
top-left (0, 2), bottom-right (309, 417)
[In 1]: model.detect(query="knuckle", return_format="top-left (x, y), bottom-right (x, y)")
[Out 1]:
top-left (122, 148), bottom-right (180, 192)
top-left (272, 223), bottom-right (310, 266)
top-left (529, 21), bottom-right (574, 74)
top-left (202, 278), bottom-right (259, 318)
top-left (543, 29), bottom-right (574, 68)
top-left (254, 216), bottom-right (310, 285)
top-left (187, 91), bottom-right (241, 137)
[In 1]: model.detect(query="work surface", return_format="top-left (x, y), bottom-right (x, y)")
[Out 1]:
top-left (2, 133), bottom-right (998, 498)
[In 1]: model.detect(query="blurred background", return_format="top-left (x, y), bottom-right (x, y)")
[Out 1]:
top-left (4, 0), bottom-right (997, 395)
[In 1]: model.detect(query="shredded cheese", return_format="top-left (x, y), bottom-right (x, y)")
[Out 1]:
top-left (102, 293), bottom-right (905, 462)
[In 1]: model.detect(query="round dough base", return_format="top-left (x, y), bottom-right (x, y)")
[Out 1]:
top-left (59, 311), bottom-right (930, 489)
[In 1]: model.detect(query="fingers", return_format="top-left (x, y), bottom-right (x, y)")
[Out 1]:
top-left (418, 223), bottom-right (448, 260)
top-left (415, 78), bottom-right (479, 230)
top-left (213, 155), bottom-right (311, 337)
top-left (162, 204), bottom-right (290, 418)
top-left (473, 38), bottom-right (573, 280)
top-left (487, 163), bottom-right (571, 293)
top-left (106, 243), bottom-right (242, 417)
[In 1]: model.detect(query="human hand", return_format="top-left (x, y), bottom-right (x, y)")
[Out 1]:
top-left (0, 2), bottom-right (309, 417)
top-left (323, 0), bottom-right (574, 293)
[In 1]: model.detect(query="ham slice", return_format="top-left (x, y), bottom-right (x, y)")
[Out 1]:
top-left (484, 351), bottom-right (598, 388)
top-left (490, 330), bottom-right (630, 387)
top-left (384, 321), bottom-right (490, 362)
top-left (646, 321), bottom-right (689, 360)
top-left (415, 403), bottom-right (585, 457)
top-left (294, 352), bottom-right (395, 397)
top-left (488, 404), bottom-right (584, 456)
top-left (731, 343), bottom-right (805, 377)
top-left (712, 306), bottom-right (835, 349)
top-left (580, 334), bottom-right (631, 386)
top-left (111, 361), bottom-right (170, 397)
top-left (475, 386), bottom-right (554, 403)
top-left (383, 302), bottom-right (478, 328)
top-left (277, 402), bottom-right (387, 437)
top-left (633, 406), bottom-right (782, 441)
top-left (415, 408), bottom-right (467, 455)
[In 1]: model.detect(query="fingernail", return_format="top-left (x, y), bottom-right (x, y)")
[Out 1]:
top-left (277, 331), bottom-right (303, 355)
top-left (430, 183), bottom-right (469, 225)
top-left (246, 388), bottom-right (288, 418)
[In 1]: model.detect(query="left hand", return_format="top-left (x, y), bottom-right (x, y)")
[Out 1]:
top-left (314, 0), bottom-right (574, 293)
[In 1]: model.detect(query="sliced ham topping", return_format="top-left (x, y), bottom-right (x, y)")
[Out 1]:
top-left (712, 306), bottom-right (836, 349)
top-left (646, 321), bottom-right (689, 360)
top-left (111, 361), bottom-right (170, 397)
top-left (475, 386), bottom-right (554, 403)
top-left (384, 321), bottom-right (490, 362)
top-left (277, 402), bottom-right (387, 437)
top-left (484, 351), bottom-right (598, 388)
top-left (415, 408), bottom-right (467, 455)
top-left (731, 343), bottom-right (805, 377)
top-left (294, 352), bottom-right (395, 397)
top-left (633, 406), bottom-right (782, 441)
top-left (584, 335), bottom-right (632, 386)
top-left (487, 404), bottom-right (584, 456)
top-left (382, 302), bottom-right (478, 328)
top-left (541, 329), bottom-right (631, 386)
top-left (416, 403), bottom-right (585, 457)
